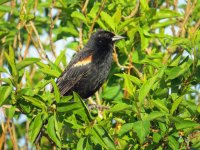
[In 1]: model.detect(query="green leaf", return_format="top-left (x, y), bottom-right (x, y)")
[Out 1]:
top-left (170, 95), bottom-right (184, 115)
top-left (60, 95), bottom-right (73, 102)
top-left (58, 27), bottom-right (79, 37)
top-left (0, 77), bottom-right (13, 85)
top-left (16, 88), bottom-right (34, 98)
top-left (112, 8), bottom-right (121, 26)
top-left (88, 2), bottom-right (100, 18)
top-left (0, 67), bottom-right (8, 73)
top-left (64, 114), bottom-right (84, 129)
top-left (151, 19), bottom-right (177, 29)
top-left (153, 100), bottom-right (169, 113)
top-left (173, 118), bottom-right (199, 130)
top-left (120, 121), bottom-right (150, 144)
top-left (71, 11), bottom-right (87, 24)
top-left (108, 103), bottom-right (131, 112)
top-left (115, 73), bottom-right (141, 86)
top-left (137, 28), bottom-right (148, 50)
top-left (165, 66), bottom-right (182, 80)
top-left (47, 115), bottom-right (61, 148)
top-left (168, 136), bottom-right (179, 150)
top-left (115, 73), bottom-right (136, 95)
top-left (51, 79), bottom-right (60, 103)
top-left (132, 120), bottom-right (150, 144)
top-left (22, 96), bottom-right (46, 110)
top-left (153, 132), bottom-right (161, 143)
top-left (0, 86), bottom-right (12, 106)
top-left (139, 67), bottom-right (165, 104)
top-left (138, 76), bottom-right (157, 103)
top-left (57, 102), bottom-right (82, 113)
top-left (0, 0), bottom-right (10, 5)
top-left (29, 113), bottom-right (44, 143)
top-left (39, 68), bottom-right (60, 78)
top-left (16, 58), bottom-right (40, 70)
top-left (118, 18), bottom-right (135, 31)
top-left (100, 11), bottom-right (115, 30)
top-left (6, 105), bottom-right (16, 118)
top-left (119, 123), bottom-right (134, 136)
top-left (54, 50), bottom-right (66, 66)
top-left (73, 92), bottom-right (93, 122)
top-left (4, 46), bottom-right (18, 78)
top-left (102, 85), bottom-right (123, 100)
top-left (153, 9), bottom-right (181, 20)
top-left (77, 137), bottom-right (86, 150)
top-left (34, 80), bottom-right (51, 92)
top-left (143, 111), bottom-right (168, 121)
top-left (91, 125), bottom-right (115, 150)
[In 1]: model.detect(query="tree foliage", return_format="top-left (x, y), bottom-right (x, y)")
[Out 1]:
top-left (0, 0), bottom-right (200, 149)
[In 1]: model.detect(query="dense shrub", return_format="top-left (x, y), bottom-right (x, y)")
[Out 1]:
top-left (0, 0), bottom-right (200, 149)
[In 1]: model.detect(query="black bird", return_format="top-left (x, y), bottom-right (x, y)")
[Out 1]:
top-left (55, 30), bottom-right (125, 98)
top-left (35, 30), bottom-right (124, 144)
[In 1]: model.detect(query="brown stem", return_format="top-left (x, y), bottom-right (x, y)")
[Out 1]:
top-left (177, 0), bottom-right (197, 37)
top-left (89, 0), bottom-right (106, 36)
top-left (122, 0), bottom-right (139, 19)
top-left (49, 0), bottom-right (56, 57)
top-left (0, 118), bottom-right (9, 150)
top-left (113, 47), bottom-right (143, 80)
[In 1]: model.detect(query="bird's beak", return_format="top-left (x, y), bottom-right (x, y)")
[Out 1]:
top-left (112, 35), bottom-right (125, 42)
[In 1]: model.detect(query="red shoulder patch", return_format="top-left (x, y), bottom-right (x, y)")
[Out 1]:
top-left (73, 55), bottom-right (92, 67)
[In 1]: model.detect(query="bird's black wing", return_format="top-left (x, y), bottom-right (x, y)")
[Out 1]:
top-left (55, 50), bottom-right (94, 96)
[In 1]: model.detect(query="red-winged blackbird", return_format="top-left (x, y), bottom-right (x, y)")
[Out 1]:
top-left (35, 30), bottom-right (124, 144)
top-left (55, 30), bottom-right (125, 98)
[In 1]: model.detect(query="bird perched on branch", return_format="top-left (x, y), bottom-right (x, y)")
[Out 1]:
top-left (35, 30), bottom-right (124, 145)
top-left (54, 30), bottom-right (125, 98)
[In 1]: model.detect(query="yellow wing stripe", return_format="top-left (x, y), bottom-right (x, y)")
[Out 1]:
top-left (73, 55), bottom-right (92, 67)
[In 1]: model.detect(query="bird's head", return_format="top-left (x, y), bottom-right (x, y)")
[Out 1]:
top-left (86, 30), bottom-right (125, 50)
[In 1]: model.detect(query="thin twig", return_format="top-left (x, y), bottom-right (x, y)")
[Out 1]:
top-left (29, 21), bottom-right (48, 59)
top-left (78, 24), bottom-right (84, 49)
top-left (113, 47), bottom-right (143, 80)
top-left (77, 0), bottom-right (90, 50)
top-left (24, 27), bottom-right (32, 58)
top-left (0, 118), bottom-right (9, 150)
top-left (49, 0), bottom-right (56, 57)
top-left (22, 0), bottom-right (49, 60)
top-left (95, 92), bottom-right (101, 105)
top-left (7, 120), bottom-right (18, 150)
top-left (171, 0), bottom-right (178, 36)
top-left (82, 0), bottom-right (89, 13)
top-left (2, 105), bottom-right (20, 112)
top-left (192, 19), bottom-right (200, 33)
top-left (89, 0), bottom-right (106, 36)
top-left (163, 0), bottom-right (197, 64)
top-left (24, 25), bottom-right (44, 59)
top-left (24, 0), bottom-right (38, 58)
top-left (88, 104), bottom-right (110, 110)
top-left (122, 0), bottom-right (139, 19)
top-left (88, 97), bottom-right (96, 105)
top-left (11, 122), bottom-right (18, 150)
top-left (177, 0), bottom-right (197, 37)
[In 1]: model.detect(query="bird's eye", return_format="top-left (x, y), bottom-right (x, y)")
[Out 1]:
top-left (105, 34), bottom-right (110, 38)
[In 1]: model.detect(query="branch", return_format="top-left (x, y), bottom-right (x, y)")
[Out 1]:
top-left (49, 0), bottom-right (56, 57)
top-left (77, 0), bottom-right (90, 50)
top-left (122, 0), bottom-right (139, 19)
top-left (177, 0), bottom-right (197, 37)
top-left (113, 47), bottom-right (143, 80)
top-left (89, 0), bottom-right (106, 36)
